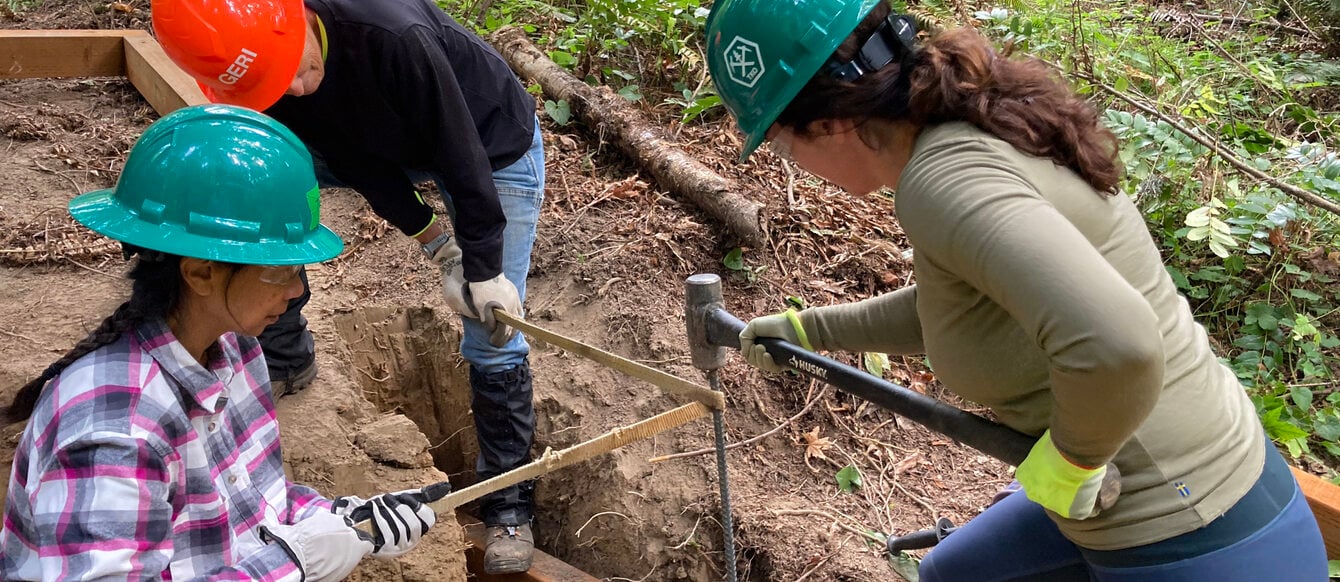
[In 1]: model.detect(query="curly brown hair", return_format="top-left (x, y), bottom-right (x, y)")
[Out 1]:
top-left (776, 2), bottom-right (1121, 194)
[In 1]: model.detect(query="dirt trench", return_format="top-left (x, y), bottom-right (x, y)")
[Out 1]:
top-left (325, 301), bottom-right (736, 580)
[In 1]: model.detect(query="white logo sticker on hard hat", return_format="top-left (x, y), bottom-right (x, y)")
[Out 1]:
top-left (723, 36), bottom-right (764, 88)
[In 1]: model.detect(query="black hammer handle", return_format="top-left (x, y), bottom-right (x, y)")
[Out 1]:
top-left (703, 306), bottom-right (1036, 466)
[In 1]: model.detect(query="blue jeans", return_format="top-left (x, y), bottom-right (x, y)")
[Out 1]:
top-left (919, 442), bottom-right (1328, 581)
top-left (408, 116), bottom-right (544, 373)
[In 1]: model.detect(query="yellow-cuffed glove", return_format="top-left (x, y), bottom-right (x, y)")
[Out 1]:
top-left (1016, 430), bottom-right (1110, 520)
top-left (739, 309), bottom-right (814, 373)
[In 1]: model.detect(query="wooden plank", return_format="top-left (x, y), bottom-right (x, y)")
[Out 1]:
top-left (0, 30), bottom-right (128, 78)
top-left (1293, 466), bottom-right (1340, 559)
top-left (122, 32), bottom-right (209, 116)
top-left (458, 512), bottom-right (599, 582)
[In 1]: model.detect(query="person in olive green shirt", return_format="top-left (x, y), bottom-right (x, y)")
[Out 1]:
top-left (705, 0), bottom-right (1327, 580)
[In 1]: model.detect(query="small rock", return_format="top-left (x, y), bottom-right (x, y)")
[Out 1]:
top-left (354, 415), bottom-right (434, 468)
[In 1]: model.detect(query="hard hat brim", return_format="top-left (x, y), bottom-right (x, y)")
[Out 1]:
top-left (738, 132), bottom-right (766, 162)
top-left (70, 188), bottom-right (344, 266)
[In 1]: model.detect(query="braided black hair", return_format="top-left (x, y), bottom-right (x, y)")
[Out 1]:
top-left (2, 251), bottom-right (185, 423)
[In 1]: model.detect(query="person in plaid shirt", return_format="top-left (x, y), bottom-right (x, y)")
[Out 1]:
top-left (1, 105), bottom-right (448, 581)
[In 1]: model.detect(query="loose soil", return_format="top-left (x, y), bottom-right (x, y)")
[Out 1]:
top-left (0, 3), bottom-right (1022, 580)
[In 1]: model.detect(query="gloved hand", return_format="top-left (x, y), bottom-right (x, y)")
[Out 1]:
top-left (1016, 430), bottom-right (1119, 520)
top-left (464, 274), bottom-right (523, 348)
top-left (331, 482), bottom-right (451, 559)
top-left (429, 235), bottom-right (471, 314)
top-left (259, 509), bottom-right (372, 581)
top-left (739, 309), bottom-right (814, 372)
top-left (430, 238), bottom-right (522, 348)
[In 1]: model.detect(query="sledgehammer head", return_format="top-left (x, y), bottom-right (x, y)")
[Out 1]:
top-left (685, 274), bottom-right (727, 371)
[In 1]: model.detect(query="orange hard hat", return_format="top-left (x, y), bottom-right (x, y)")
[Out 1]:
top-left (152, 0), bottom-right (307, 112)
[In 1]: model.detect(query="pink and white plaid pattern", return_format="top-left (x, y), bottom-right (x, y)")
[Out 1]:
top-left (2, 318), bottom-right (333, 581)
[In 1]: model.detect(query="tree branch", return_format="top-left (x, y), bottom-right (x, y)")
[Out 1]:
top-left (1051, 62), bottom-right (1340, 217)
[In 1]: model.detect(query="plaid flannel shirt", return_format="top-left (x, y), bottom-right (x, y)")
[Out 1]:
top-left (2, 318), bottom-right (333, 581)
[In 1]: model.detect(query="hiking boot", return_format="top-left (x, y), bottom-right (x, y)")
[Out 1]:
top-left (483, 523), bottom-right (534, 574)
top-left (270, 360), bottom-right (316, 400)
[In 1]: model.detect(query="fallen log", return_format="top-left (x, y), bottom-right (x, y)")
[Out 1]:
top-left (489, 26), bottom-right (767, 247)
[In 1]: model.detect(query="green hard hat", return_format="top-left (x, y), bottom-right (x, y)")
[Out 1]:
top-left (69, 104), bottom-right (343, 265)
top-left (706, 0), bottom-right (881, 160)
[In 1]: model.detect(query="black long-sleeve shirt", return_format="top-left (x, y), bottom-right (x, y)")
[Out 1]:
top-left (266, 0), bottom-right (535, 281)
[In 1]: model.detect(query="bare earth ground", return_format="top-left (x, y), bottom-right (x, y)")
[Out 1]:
top-left (0, 3), bottom-right (1018, 580)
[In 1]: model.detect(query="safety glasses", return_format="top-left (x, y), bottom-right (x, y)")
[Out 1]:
top-left (767, 125), bottom-right (796, 162)
top-left (257, 265), bottom-right (303, 286)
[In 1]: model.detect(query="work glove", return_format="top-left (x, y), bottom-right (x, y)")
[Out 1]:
top-left (331, 481), bottom-right (451, 559)
top-left (429, 235), bottom-right (470, 312)
top-left (258, 509), bottom-right (373, 581)
top-left (430, 238), bottom-right (522, 348)
top-left (739, 309), bottom-right (814, 373)
top-left (1016, 430), bottom-right (1121, 520)
top-left (464, 274), bottom-right (523, 348)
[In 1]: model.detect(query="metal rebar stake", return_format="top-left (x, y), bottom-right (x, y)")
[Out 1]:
top-left (708, 370), bottom-right (738, 582)
top-left (685, 274), bottom-right (737, 582)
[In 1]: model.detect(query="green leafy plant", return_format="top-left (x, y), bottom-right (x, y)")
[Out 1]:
top-left (863, 352), bottom-right (890, 377)
top-left (888, 551), bottom-right (920, 582)
top-left (448, 0), bottom-right (717, 123)
top-left (543, 99), bottom-right (571, 126)
top-left (722, 247), bottom-right (766, 282)
top-left (616, 84), bottom-right (643, 102)
top-left (665, 83), bottom-right (723, 124)
top-left (835, 465), bottom-right (863, 493)
top-left (1185, 198), bottom-right (1238, 258)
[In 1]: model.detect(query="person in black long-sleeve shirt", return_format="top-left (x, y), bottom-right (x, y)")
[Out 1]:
top-left (153, 0), bottom-right (544, 572)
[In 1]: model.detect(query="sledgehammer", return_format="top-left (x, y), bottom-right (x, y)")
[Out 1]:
top-left (686, 273), bottom-right (1037, 465)
top-left (683, 275), bottom-right (1120, 517)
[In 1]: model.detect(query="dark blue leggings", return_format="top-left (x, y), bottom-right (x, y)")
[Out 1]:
top-left (919, 446), bottom-right (1328, 581)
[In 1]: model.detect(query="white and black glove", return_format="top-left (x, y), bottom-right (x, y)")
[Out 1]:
top-left (259, 510), bottom-right (372, 581)
top-left (429, 238), bottom-right (523, 348)
top-left (331, 482), bottom-right (451, 559)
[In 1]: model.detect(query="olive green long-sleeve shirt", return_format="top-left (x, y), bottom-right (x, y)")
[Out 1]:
top-left (799, 122), bottom-right (1263, 550)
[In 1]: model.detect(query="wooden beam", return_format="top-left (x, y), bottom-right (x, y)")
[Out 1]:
top-left (122, 32), bottom-right (208, 116)
top-left (1293, 467), bottom-right (1340, 559)
top-left (0, 30), bottom-right (128, 78)
top-left (458, 512), bottom-right (599, 582)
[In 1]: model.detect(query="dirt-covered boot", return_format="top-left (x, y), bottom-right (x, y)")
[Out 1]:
top-left (484, 523), bottom-right (534, 574)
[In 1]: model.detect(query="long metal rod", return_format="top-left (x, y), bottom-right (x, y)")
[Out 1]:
top-left (702, 306), bottom-right (1036, 466)
top-left (708, 371), bottom-right (738, 582)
